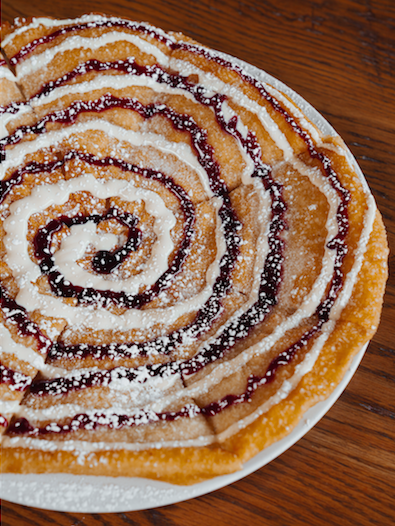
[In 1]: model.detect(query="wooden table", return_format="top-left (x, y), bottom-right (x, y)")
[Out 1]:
top-left (1, 1), bottom-right (394, 524)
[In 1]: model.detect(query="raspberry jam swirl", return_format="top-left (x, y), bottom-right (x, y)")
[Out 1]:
top-left (0, 15), bottom-right (377, 456)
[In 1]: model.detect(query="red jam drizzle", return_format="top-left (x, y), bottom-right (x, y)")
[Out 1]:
top-left (0, 285), bottom-right (51, 354)
top-left (1, 18), bottom-right (352, 425)
top-left (34, 207), bottom-right (144, 303)
top-left (91, 213), bottom-right (141, 275)
top-left (1, 158), bottom-right (64, 204)
top-left (0, 363), bottom-right (32, 391)
top-left (9, 18), bottom-right (173, 66)
top-left (8, 404), bottom-right (198, 437)
top-left (0, 100), bottom-right (26, 116)
top-left (29, 362), bottom-right (178, 397)
top-left (36, 207), bottom-right (141, 272)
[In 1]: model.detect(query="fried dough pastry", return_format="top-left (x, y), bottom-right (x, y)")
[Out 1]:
top-left (0, 14), bottom-right (388, 484)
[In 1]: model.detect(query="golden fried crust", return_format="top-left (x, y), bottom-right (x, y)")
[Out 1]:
top-left (0, 446), bottom-right (243, 485)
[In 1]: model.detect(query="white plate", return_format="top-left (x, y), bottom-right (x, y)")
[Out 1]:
top-left (0, 45), bottom-right (370, 513)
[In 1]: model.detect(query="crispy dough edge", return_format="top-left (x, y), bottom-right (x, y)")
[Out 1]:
top-left (0, 445), bottom-right (242, 485)
top-left (222, 210), bottom-right (388, 461)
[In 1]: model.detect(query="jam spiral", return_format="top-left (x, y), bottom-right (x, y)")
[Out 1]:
top-left (0, 14), bottom-right (385, 482)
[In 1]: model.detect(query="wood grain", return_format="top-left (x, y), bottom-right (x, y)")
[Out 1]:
top-left (1, 0), bottom-right (394, 524)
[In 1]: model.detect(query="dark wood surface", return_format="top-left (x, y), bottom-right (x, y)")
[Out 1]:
top-left (1, 1), bottom-right (394, 524)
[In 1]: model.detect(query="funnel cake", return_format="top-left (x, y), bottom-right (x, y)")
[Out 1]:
top-left (0, 14), bottom-right (388, 484)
